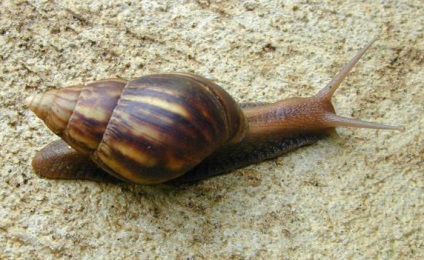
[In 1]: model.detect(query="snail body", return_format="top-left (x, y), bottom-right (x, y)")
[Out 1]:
top-left (26, 38), bottom-right (403, 184)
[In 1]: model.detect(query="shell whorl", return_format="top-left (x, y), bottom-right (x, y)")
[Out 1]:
top-left (25, 86), bottom-right (81, 136)
top-left (27, 73), bottom-right (248, 184)
top-left (26, 79), bottom-right (128, 154)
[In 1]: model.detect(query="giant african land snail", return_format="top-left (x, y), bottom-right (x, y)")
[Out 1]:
top-left (26, 37), bottom-right (403, 184)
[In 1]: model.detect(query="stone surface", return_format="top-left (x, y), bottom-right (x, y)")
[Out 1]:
top-left (0, 0), bottom-right (422, 258)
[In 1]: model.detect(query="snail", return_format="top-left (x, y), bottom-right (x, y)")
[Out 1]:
top-left (26, 37), bottom-right (403, 184)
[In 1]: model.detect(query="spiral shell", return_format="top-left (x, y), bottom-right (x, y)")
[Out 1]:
top-left (26, 73), bottom-right (248, 184)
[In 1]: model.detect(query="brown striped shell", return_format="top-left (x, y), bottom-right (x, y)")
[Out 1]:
top-left (26, 73), bottom-right (248, 184)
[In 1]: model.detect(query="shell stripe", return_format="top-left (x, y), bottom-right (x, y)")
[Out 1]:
top-left (95, 139), bottom-right (185, 184)
top-left (45, 86), bottom-right (82, 134)
top-left (95, 116), bottom-right (193, 183)
top-left (170, 73), bottom-right (246, 143)
top-left (96, 100), bottom-right (213, 177)
top-left (185, 74), bottom-right (247, 143)
top-left (63, 80), bottom-right (127, 154)
top-left (120, 88), bottom-right (220, 145)
top-left (133, 75), bottom-right (229, 142)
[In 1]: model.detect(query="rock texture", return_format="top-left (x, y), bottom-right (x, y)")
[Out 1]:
top-left (0, 1), bottom-right (422, 258)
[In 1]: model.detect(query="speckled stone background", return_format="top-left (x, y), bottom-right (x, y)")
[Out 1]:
top-left (0, 0), bottom-right (422, 258)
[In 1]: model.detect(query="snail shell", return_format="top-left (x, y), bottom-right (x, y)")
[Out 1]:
top-left (26, 37), bottom-right (403, 184)
top-left (26, 73), bottom-right (247, 184)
